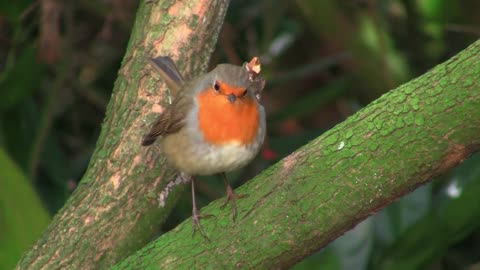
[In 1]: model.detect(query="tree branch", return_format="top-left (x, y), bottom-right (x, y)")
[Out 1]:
top-left (16, 1), bottom-right (230, 269)
top-left (111, 40), bottom-right (480, 269)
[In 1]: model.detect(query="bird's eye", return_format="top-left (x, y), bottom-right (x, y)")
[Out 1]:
top-left (213, 81), bottom-right (220, 92)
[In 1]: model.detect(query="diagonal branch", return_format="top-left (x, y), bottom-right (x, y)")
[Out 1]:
top-left (112, 40), bottom-right (480, 269)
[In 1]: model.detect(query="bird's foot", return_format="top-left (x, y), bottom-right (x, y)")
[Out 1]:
top-left (191, 208), bottom-right (213, 241)
top-left (221, 185), bottom-right (249, 222)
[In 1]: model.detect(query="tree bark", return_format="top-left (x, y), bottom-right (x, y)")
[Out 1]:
top-left (111, 40), bottom-right (480, 269)
top-left (16, 1), bottom-right (230, 269)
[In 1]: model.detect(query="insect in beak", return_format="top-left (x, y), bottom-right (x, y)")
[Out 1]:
top-left (227, 93), bottom-right (236, 103)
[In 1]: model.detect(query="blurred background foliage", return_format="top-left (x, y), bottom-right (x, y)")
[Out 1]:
top-left (0, 0), bottom-right (479, 269)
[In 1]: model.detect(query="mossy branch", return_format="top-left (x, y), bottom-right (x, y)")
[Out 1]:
top-left (112, 40), bottom-right (480, 269)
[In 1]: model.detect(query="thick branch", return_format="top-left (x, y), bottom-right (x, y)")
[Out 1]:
top-left (112, 40), bottom-right (480, 269)
top-left (16, 1), bottom-right (230, 269)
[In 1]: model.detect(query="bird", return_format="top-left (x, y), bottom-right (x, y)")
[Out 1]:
top-left (141, 56), bottom-right (266, 237)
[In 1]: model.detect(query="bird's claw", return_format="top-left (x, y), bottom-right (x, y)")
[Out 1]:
top-left (192, 208), bottom-right (213, 241)
top-left (220, 185), bottom-right (249, 222)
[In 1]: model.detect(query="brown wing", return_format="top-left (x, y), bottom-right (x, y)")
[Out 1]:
top-left (141, 56), bottom-right (189, 146)
top-left (141, 93), bottom-right (192, 146)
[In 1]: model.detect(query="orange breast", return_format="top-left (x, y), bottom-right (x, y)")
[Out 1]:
top-left (197, 88), bottom-right (259, 145)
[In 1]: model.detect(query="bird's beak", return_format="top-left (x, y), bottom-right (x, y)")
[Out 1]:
top-left (227, 93), bottom-right (236, 103)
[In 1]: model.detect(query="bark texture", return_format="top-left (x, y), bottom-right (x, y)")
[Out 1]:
top-left (16, 0), bottom-right (230, 269)
top-left (112, 40), bottom-right (480, 269)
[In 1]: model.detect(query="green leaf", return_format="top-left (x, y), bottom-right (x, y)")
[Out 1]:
top-left (0, 147), bottom-right (50, 269)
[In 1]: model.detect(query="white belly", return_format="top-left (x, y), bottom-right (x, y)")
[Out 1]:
top-left (162, 129), bottom-right (264, 175)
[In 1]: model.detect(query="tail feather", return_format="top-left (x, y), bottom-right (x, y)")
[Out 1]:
top-left (148, 56), bottom-right (184, 94)
top-left (141, 134), bottom-right (157, 146)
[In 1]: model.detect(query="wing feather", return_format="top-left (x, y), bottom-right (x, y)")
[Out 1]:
top-left (141, 56), bottom-right (191, 146)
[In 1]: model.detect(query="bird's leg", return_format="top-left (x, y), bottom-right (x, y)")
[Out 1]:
top-left (220, 173), bottom-right (248, 222)
top-left (191, 177), bottom-right (210, 240)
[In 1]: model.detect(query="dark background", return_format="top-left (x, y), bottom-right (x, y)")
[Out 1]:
top-left (1, 0), bottom-right (480, 269)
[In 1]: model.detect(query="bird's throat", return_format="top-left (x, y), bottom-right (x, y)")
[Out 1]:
top-left (197, 90), bottom-right (259, 145)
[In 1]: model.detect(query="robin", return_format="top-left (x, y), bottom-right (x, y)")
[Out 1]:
top-left (141, 56), bottom-right (266, 237)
